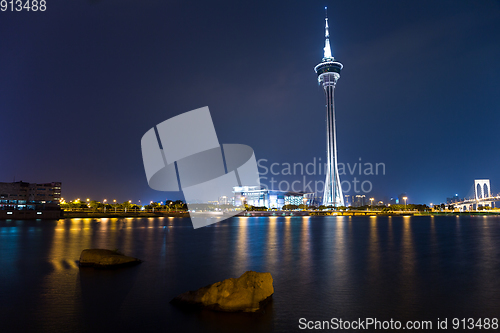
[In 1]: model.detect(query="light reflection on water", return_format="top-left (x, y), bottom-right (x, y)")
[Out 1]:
top-left (0, 215), bottom-right (500, 332)
top-left (235, 218), bottom-right (248, 271)
top-left (264, 217), bottom-right (278, 269)
top-left (368, 217), bottom-right (380, 276)
top-left (299, 217), bottom-right (311, 282)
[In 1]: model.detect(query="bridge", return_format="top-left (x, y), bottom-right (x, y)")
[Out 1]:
top-left (450, 179), bottom-right (500, 211)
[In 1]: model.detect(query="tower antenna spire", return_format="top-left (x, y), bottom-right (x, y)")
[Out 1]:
top-left (323, 6), bottom-right (332, 59)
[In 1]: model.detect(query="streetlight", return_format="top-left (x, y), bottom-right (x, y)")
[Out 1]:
top-left (113, 199), bottom-right (117, 213)
top-left (128, 200), bottom-right (132, 213)
top-left (403, 196), bottom-right (408, 211)
top-left (370, 197), bottom-right (374, 209)
top-left (150, 201), bottom-right (154, 213)
top-left (103, 199), bottom-right (107, 212)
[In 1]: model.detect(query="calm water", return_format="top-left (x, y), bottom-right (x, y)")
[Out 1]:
top-left (0, 215), bottom-right (499, 332)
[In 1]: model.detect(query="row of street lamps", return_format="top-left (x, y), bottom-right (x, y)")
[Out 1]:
top-left (61, 198), bottom-right (172, 213)
top-left (370, 196), bottom-right (407, 210)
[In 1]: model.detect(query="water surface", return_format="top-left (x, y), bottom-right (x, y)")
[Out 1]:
top-left (0, 215), bottom-right (499, 332)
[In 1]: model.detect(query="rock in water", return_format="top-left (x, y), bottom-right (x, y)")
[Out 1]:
top-left (171, 271), bottom-right (274, 312)
top-left (79, 249), bottom-right (141, 268)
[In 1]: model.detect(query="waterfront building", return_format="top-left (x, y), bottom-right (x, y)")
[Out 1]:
top-left (233, 186), bottom-right (313, 209)
top-left (0, 181), bottom-right (62, 219)
top-left (398, 193), bottom-right (408, 205)
top-left (352, 194), bottom-right (366, 207)
top-left (218, 195), bottom-right (229, 205)
top-left (314, 7), bottom-right (344, 207)
top-left (446, 194), bottom-right (460, 205)
top-left (0, 181), bottom-right (61, 210)
top-left (344, 195), bottom-right (350, 207)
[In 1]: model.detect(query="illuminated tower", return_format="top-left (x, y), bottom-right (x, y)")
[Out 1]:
top-left (314, 7), bottom-right (344, 207)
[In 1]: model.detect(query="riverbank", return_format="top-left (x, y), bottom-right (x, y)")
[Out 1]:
top-left (61, 210), bottom-right (500, 219)
top-left (243, 210), bottom-right (500, 217)
top-left (61, 211), bottom-right (189, 218)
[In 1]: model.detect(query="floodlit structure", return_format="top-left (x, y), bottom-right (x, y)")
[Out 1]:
top-left (314, 7), bottom-right (344, 207)
top-left (233, 186), bottom-right (313, 209)
top-left (474, 179), bottom-right (491, 200)
top-left (449, 179), bottom-right (498, 211)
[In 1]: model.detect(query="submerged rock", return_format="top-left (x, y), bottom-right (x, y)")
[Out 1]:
top-left (79, 249), bottom-right (141, 268)
top-left (171, 271), bottom-right (274, 312)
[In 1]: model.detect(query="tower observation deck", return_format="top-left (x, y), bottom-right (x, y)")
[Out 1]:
top-left (314, 7), bottom-right (344, 207)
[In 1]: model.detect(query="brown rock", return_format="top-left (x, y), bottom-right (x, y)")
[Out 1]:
top-left (171, 271), bottom-right (274, 312)
top-left (79, 249), bottom-right (141, 268)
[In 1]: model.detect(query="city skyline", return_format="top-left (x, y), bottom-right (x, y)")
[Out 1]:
top-left (1, 1), bottom-right (499, 205)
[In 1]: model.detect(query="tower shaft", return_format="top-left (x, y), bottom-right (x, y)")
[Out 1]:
top-left (314, 7), bottom-right (344, 207)
top-left (320, 73), bottom-right (343, 207)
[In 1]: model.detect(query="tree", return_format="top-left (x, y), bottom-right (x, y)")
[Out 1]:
top-left (89, 200), bottom-right (101, 211)
top-left (130, 204), bottom-right (141, 212)
top-left (282, 204), bottom-right (299, 211)
top-left (173, 201), bottom-right (187, 211)
top-left (120, 201), bottom-right (132, 210)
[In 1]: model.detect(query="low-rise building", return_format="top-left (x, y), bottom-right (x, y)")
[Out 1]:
top-left (233, 186), bottom-right (313, 209)
top-left (0, 181), bottom-right (61, 211)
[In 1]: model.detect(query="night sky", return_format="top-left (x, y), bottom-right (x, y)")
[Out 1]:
top-left (1, 1), bottom-right (499, 205)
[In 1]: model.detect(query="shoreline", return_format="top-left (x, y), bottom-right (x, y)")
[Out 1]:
top-left (243, 210), bottom-right (500, 217)
top-left (60, 210), bottom-right (500, 219)
top-left (61, 211), bottom-right (189, 219)
top-left (3, 210), bottom-right (496, 220)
